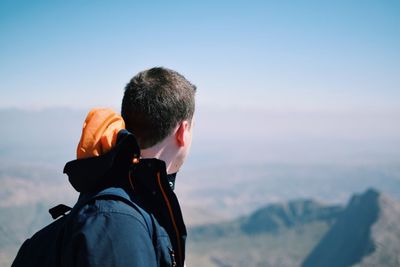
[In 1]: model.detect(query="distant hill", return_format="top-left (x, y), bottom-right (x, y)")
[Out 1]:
top-left (302, 189), bottom-right (400, 267)
top-left (240, 199), bottom-right (343, 235)
top-left (188, 199), bottom-right (344, 267)
top-left (353, 193), bottom-right (400, 266)
top-left (1, 159), bottom-right (400, 267)
top-left (188, 188), bottom-right (400, 267)
top-left (191, 199), bottom-right (343, 241)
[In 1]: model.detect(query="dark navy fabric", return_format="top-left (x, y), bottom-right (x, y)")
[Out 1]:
top-left (12, 187), bottom-right (174, 267)
top-left (12, 213), bottom-right (67, 267)
top-left (61, 187), bottom-right (175, 267)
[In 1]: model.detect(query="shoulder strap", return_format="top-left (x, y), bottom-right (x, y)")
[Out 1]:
top-left (94, 193), bottom-right (154, 238)
top-left (49, 188), bottom-right (154, 238)
top-left (49, 204), bottom-right (72, 219)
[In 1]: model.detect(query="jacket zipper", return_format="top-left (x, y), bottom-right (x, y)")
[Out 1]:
top-left (156, 172), bottom-right (183, 266)
top-left (168, 248), bottom-right (177, 267)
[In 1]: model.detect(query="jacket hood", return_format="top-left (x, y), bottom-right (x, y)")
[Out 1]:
top-left (64, 108), bottom-right (141, 193)
top-left (76, 108), bottom-right (126, 159)
top-left (64, 129), bottom-right (141, 193)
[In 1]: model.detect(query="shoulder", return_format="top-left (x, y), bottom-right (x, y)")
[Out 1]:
top-left (76, 197), bottom-right (151, 235)
top-left (64, 197), bottom-right (159, 266)
top-left (63, 192), bottom-right (176, 267)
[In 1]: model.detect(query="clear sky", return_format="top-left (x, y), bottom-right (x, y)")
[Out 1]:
top-left (1, 0), bottom-right (399, 111)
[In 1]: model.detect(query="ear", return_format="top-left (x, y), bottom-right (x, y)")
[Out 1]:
top-left (175, 120), bottom-right (189, 147)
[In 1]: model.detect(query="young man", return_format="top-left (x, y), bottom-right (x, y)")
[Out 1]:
top-left (63, 67), bottom-right (196, 267)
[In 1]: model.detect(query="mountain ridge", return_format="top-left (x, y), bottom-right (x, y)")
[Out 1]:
top-left (301, 189), bottom-right (379, 267)
top-left (188, 188), bottom-right (400, 267)
top-left (190, 198), bottom-right (343, 241)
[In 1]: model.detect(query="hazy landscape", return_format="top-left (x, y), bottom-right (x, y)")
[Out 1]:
top-left (2, 1), bottom-right (399, 266)
top-left (1, 108), bottom-right (400, 266)
top-left (187, 188), bottom-right (400, 267)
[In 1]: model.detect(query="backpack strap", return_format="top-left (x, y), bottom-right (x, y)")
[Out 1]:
top-left (92, 188), bottom-right (154, 238)
top-left (49, 204), bottom-right (72, 219)
top-left (48, 187), bottom-right (154, 238)
top-left (49, 188), bottom-right (154, 267)
top-left (67, 187), bottom-right (154, 238)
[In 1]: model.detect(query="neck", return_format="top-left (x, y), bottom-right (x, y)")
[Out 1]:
top-left (140, 140), bottom-right (179, 174)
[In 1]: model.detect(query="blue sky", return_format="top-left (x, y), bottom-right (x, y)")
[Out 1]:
top-left (1, 0), bottom-right (399, 110)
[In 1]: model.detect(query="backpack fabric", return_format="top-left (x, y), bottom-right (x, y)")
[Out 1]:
top-left (11, 188), bottom-right (153, 267)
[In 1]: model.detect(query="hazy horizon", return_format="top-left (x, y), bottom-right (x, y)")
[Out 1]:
top-left (1, 106), bottom-right (399, 170)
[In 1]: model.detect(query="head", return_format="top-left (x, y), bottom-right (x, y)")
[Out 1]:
top-left (121, 67), bottom-right (196, 173)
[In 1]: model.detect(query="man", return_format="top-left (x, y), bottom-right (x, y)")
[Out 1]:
top-left (61, 67), bottom-right (196, 267)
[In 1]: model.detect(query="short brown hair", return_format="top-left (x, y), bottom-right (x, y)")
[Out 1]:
top-left (121, 67), bottom-right (196, 149)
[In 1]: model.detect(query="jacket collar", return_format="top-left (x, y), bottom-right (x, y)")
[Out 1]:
top-left (64, 129), bottom-right (140, 193)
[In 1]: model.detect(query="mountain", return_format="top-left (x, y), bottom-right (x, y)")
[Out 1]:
top-left (2, 163), bottom-right (399, 267)
top-left (353, 193), bottom-right (400, 266)
top-left (191, 199), bottom-right (343, 240)
top-left (302, 189), bottom-right (400, 267)
top-left (188, 199), bottom-right (344, 267)
top-left (240, 199), bottom-right (343, 235)
top-left (187, 188), bottom-right (400, 267)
